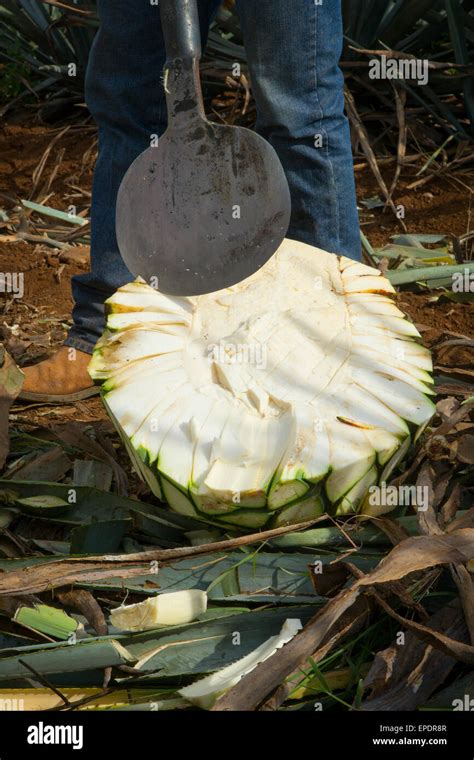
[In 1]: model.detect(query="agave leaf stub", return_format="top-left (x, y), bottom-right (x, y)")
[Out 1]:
top-left (109, 590), bottom-right (208, 632)
top-left (90, 239), bottom-right (435, 528)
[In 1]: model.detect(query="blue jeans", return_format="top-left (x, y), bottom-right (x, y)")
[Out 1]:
top-left (66, 0), bottom-right (360, 354)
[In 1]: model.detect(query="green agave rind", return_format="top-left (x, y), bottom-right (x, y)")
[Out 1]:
top-left (89, 241), bottom-right (435, 530)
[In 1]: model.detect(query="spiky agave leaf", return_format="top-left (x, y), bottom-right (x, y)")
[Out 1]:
top-left (0, 0), bottom-right (98, 95)
top-left (89, 239), bottom-right (435, 529)
top-left (179, 618), bottom-right (302, 709)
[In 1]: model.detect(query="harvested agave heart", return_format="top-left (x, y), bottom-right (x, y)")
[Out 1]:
top-left (89, 239), bottom-right (435, 529)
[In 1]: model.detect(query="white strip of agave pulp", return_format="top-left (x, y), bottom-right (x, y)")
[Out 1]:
top-left (179, 618), bottom-right (302, 709)
top-left (109, 590), bottom-right (207, 632)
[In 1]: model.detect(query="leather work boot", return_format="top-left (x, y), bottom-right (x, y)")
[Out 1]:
top-left (19, 346), bottom-right (98, 403)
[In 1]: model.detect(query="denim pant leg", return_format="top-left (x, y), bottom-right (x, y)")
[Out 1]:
top-left (235, 0), bottom-right (360, 261)
top-left (66, 0), bottom-right (222, 354)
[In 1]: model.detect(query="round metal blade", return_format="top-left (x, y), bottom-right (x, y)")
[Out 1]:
top-left (116, 120), bottom-right (291, 296)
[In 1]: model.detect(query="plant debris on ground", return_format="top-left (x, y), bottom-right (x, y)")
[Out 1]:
top-left (0, 0), bottom-right (472, 712)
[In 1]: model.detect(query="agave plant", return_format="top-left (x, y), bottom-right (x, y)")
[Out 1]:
top-left (342, 0), bottom-right (474, 140)
top-left (0, 0), bottom-right (97, 105)
top-left (89, 240), bottom-right (435, 530)
top-left (1, 0), bottom-right (472, 140)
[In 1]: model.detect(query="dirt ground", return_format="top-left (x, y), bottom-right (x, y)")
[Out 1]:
top-left (0, 118), bottom-right (473, 426)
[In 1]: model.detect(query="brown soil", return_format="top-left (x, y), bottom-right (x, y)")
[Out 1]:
top-left (1, 122), bottom-right (96, 210)
top-left (0, 122), bottom-right (96, 377)
top-left (356, 169), bottom-right (472, 249)
top-left (1, 240), bottom-right (81, 314)
top-left (0, 120), bottom-right (472, 426)
top-left (398, 291), bottom-right (474, 335)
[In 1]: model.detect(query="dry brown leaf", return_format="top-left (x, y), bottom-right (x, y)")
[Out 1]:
top-left (455, 435), bottom-right (474, 465)
top-left (365, 584), bottom-right (474, 666)
top-left (212, 529), bottom-right (474, 711)
top-left (435, 366), bottom-right (474, 383)
top-left (415, 461), bottom-right (441, 536)
top-left (435, 383), bottom-right (474, 398)
top-left (436, 397), bottom-right (460, 421)
top-left (0, 347), bottom-right (24, 468)
top-left (390, 446), bottom-right (426, 488)
top-left (433, 401), bottom-right (474, 438)
top-left (55, 588), bottom-right (107, 636)
top-left (260, 598), bottom-right (371, 711)
top-left (432, 468), bottom-right (452, 508)
top-left (309, 561), bottom-right (349, 597)
top-left (357, 530), bottom-right (474, 586)
top-left (362, 599), bottom-right (467, 710)
top-left (51, 422), bottom-right (128, 496)
top-left (6, 446), bottom-right (71, 482)
top-left (362, 516), bottom-right (410, 546)
top-left (440, 482), bottom-right (463, 528)
top-left (450, 564), bottom-right (474, 645)
top-left (0, 519), bottom-right (319, 596)
top-left (447, 506), bottom-right (474, 533)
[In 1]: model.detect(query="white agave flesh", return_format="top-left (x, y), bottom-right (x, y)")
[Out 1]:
top-left (335, 383), bottom-right (409, 437)
top-left (103, 396), bottom-right (163, 499)
top-left (102, 353), bottom-right (183, 392)
top-left (326, 421), bottom-right (376, 502)
top-left (89, 328), bottom-right (185, 379)
top-left (350, 313), bottom-right (420, 338)
top-left (212, 362), bottom-right (272, 415)
top-left (343, 274), bottom-right (395, 295)
top-left (350, 352), bottom-right (434, 395)
top-left (337, 465), bottom-right (378, 515)
top-left (107, 311), bottom-right (191, 331)
top-left (104, 369), bottom-right (190, 440)
top-left (90, 238), bottom-right (435, 523)
top-left (110, 590), bottom-right (207, 632)
top-left (350, 368), bottom-right (436, 426)
top-left (346, 292), bottom-right (396, 304)
top-left (201, 413), bottom-right (291, 507)
top-left (353, 337), bottom-right (432, 374)
top-left (264, 316), bottom-right (350, 405)
top-left (363, 428), bottom-right (404, 466)
top-left (106, 282), bottom-right (194, 317)
top-left (273, 493), bottom-right (324, 527)
top-left (190, 400), bottom-right (232, 490)
top-left (351, 324), bottom-right (421, 344)
top-left (158, 395), bottom-right (216, 491)
top-left (348, 299), bottom-right (406, 319)
top-left (269, 407), bottom-right (330, 509)
top-left (340, 259), bottom-right (382, 276)
top-left (130, 383), bottom-right (197, 464)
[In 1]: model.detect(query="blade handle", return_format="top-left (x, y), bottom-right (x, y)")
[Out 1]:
top-left (160, 0), bottom-right (202, 61)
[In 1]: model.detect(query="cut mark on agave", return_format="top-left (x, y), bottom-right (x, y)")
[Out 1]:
top-left (90, 239), bottom-right (435, 527)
